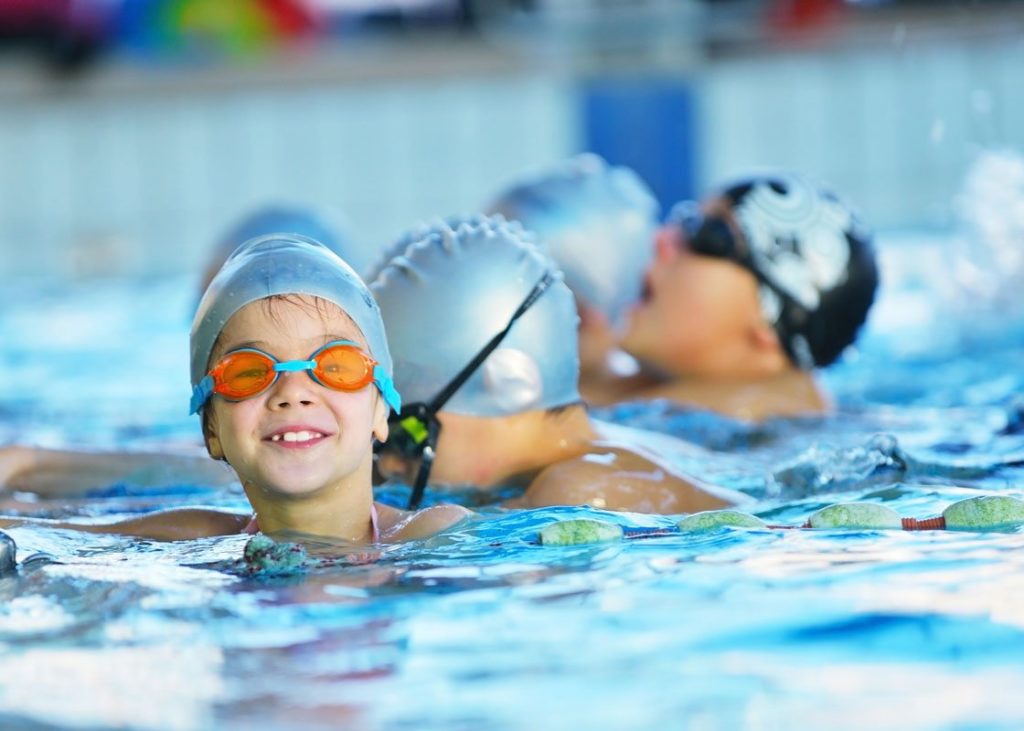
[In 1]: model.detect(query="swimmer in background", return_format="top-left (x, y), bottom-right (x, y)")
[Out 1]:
top-left (371, 215), bottom-right (747, 514)
top-left (601, 172), bottom-right (879, 420)
top-left (0, 235), bottom-right (467, 543)
top-left (484, 154), bottom-right (660, 399)
top-left (488, 161), bottom-right (878, 421)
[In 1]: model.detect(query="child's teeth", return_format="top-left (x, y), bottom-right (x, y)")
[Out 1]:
top-left (273, 431), bottom-right (320, 442)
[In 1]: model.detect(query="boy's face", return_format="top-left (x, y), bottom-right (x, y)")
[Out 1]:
top-left (205, 296), bottom-right (388, 499)
top-left (620, 220), bottom-right (765, 378)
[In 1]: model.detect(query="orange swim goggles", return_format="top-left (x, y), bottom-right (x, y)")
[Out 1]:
top-left (190, 339), bottom-right (401, 414)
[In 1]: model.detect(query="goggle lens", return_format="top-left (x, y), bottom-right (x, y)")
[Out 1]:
top-left (313, 344), bottom-right (375, 391)
top-left (214, 351), bottom-right (277, 400)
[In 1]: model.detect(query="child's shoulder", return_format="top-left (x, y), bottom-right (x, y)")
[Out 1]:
top-left (377, 503), bottom-right (471, 542)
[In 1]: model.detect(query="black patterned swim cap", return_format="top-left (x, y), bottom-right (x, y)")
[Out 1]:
top-left (712, 172), bottom-right (878, 368)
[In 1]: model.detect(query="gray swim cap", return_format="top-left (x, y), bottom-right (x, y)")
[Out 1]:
top-left (199, 205), bottom-right (352, 293)
top-left (362, 213), bottom-right (531, 284)
top-left (190, 234), bottom-right (398, 412)
top-left (217, 205), bottom-right (349, 261)
top-left (486, 153), bottom-right (660, 325)
top-left (370, 216), bottom-right (580, 417)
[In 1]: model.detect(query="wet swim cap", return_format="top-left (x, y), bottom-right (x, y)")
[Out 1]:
top-left (191, 234), bottom-right (397, 410)
top-left (370, 216), bottom-right (580, 417)
top-left (362, 213), bottom-right (530, 284)
top-left (690, 172), bottom-right (878, 369)
top-left (486, 154), bottom-right (660, 326)
top-left (216, 204), bottom-right (348, 262)
top-left (199, 205), bottom-right (352, 294)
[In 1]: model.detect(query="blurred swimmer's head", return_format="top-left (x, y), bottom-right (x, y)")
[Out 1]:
top-left (624, 171), bottom-right (877, 376)
top-left (485, 153), bottom-right (660, 326)
top-left (199, 204), bottom-right (350, 293)
top-left (370, 215), bottom-right (579, 418)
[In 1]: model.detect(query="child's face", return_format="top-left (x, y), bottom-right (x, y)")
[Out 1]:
top-left (620, 222), bottom-right (763, 377)
top-left (205, 295), bottom-right (388, 499)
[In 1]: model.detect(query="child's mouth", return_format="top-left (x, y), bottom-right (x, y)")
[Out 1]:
top-left (265, 430), bottom-right (328, 448)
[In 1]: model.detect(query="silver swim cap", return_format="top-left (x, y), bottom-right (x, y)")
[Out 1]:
top-left (190, 234), bottom-right (399, 413)
top-left (200, 204), bottom-right (352, 293)
top-left (362, 213), bottom-right (529, 284)
top-left (370, 216), bottom-right (580, 417)
top-left (486, 153), bottom-right (660, 325)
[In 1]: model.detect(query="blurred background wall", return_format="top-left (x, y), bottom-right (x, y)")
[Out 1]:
top-left (2, 0), bottom-right (1023, 280)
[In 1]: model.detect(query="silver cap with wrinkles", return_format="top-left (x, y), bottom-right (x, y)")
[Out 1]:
top-left (370, 216), bottom-right (580, 417)
top-left (486, 153), bottom-right (660, 326)
top-left (190, 233), bottom-right (395, 405)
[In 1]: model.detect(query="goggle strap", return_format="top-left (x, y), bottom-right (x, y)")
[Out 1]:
top-left (273, 359), bottom-right (317, 373)
top-left (373, 365), bottom-right (403, 413)
top-left (189, 376), bottom-right (214, 415)
top-left (427, 271), bottom-right (554, 413)
top-left (408, 443), bottom-right (435, 510)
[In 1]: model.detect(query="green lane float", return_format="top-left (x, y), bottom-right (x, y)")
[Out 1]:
top-left (807, 502), bottom-right (902, 530)
top-left (539, 519), bottom-right (624, 546)
top-left (535, 494), bottom-right (1024, 547)
top-left (942, 495), bottom-right (1024, 531)
top-left (676, 510), bottom-right (766, 533)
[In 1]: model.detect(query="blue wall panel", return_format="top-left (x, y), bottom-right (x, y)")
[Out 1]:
top-left (582, 77), bottom-right (698, 214)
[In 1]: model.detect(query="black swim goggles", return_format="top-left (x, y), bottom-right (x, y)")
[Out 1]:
top-left (668, 202), bottom-right (814, 368)
top-left (375, 270), bottom-right (556, 509)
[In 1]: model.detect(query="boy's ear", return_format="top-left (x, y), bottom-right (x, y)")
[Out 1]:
top-left (204, 410), bottom-right (226, 461)
top-left (372, 395), bottom-right (390, 443)
top-left (749, 320), bottom-right (783, 354)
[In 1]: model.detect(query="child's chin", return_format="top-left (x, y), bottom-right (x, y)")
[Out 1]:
top-left (259, 470), bottom-right (330, 497)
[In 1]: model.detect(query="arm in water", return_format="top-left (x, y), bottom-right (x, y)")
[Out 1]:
top-left (0, 445), bottom-right (237, 495)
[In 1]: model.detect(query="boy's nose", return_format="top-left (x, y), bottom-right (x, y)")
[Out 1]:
top-left (268, 371), bottom-right (317, 408)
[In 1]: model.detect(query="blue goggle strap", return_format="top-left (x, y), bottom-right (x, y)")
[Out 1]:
top-left (190, 376), bottom-right (214, 415)
top-left (373, 365), bottom-right (402, 413)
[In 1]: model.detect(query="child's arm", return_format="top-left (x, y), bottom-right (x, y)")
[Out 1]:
top-left (0, 507), bottom-right (250, 541)
top-left (0, 445), bottom-right (237, 495)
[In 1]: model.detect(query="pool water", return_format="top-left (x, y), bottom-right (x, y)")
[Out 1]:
top-left (2, 240), bottom-right (1024, 731)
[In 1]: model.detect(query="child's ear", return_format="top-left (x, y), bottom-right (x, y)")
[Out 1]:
top-left (749, 321), bottom-right (781, 353)
top-left (204, 410), bottom-right (226, 461)
top-left (372, 395), bottom-right (390, 443)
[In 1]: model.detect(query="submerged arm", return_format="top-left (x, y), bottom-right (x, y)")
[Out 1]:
top-left (0, 508), bottom-right (249, 541)
top-left (0, 445), bottom-right (237, 496)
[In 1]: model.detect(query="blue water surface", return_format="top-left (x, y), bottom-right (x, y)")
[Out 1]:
top-left (2, 242), bottom-right (1024, 730)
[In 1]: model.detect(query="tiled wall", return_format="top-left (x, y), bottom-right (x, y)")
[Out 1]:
top-left (698, 37), bottom-right (1024, 230)
top-left (3, 31), bottom-right (1023, 280)
top-left (0, 74), bottom-right (578, 280)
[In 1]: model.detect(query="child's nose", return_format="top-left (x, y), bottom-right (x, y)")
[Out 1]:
top-left (268, 370), bottom-right (318, 408)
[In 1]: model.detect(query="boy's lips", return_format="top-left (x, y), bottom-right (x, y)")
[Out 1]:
top-left (262, 425), bottom-right (334, 449)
